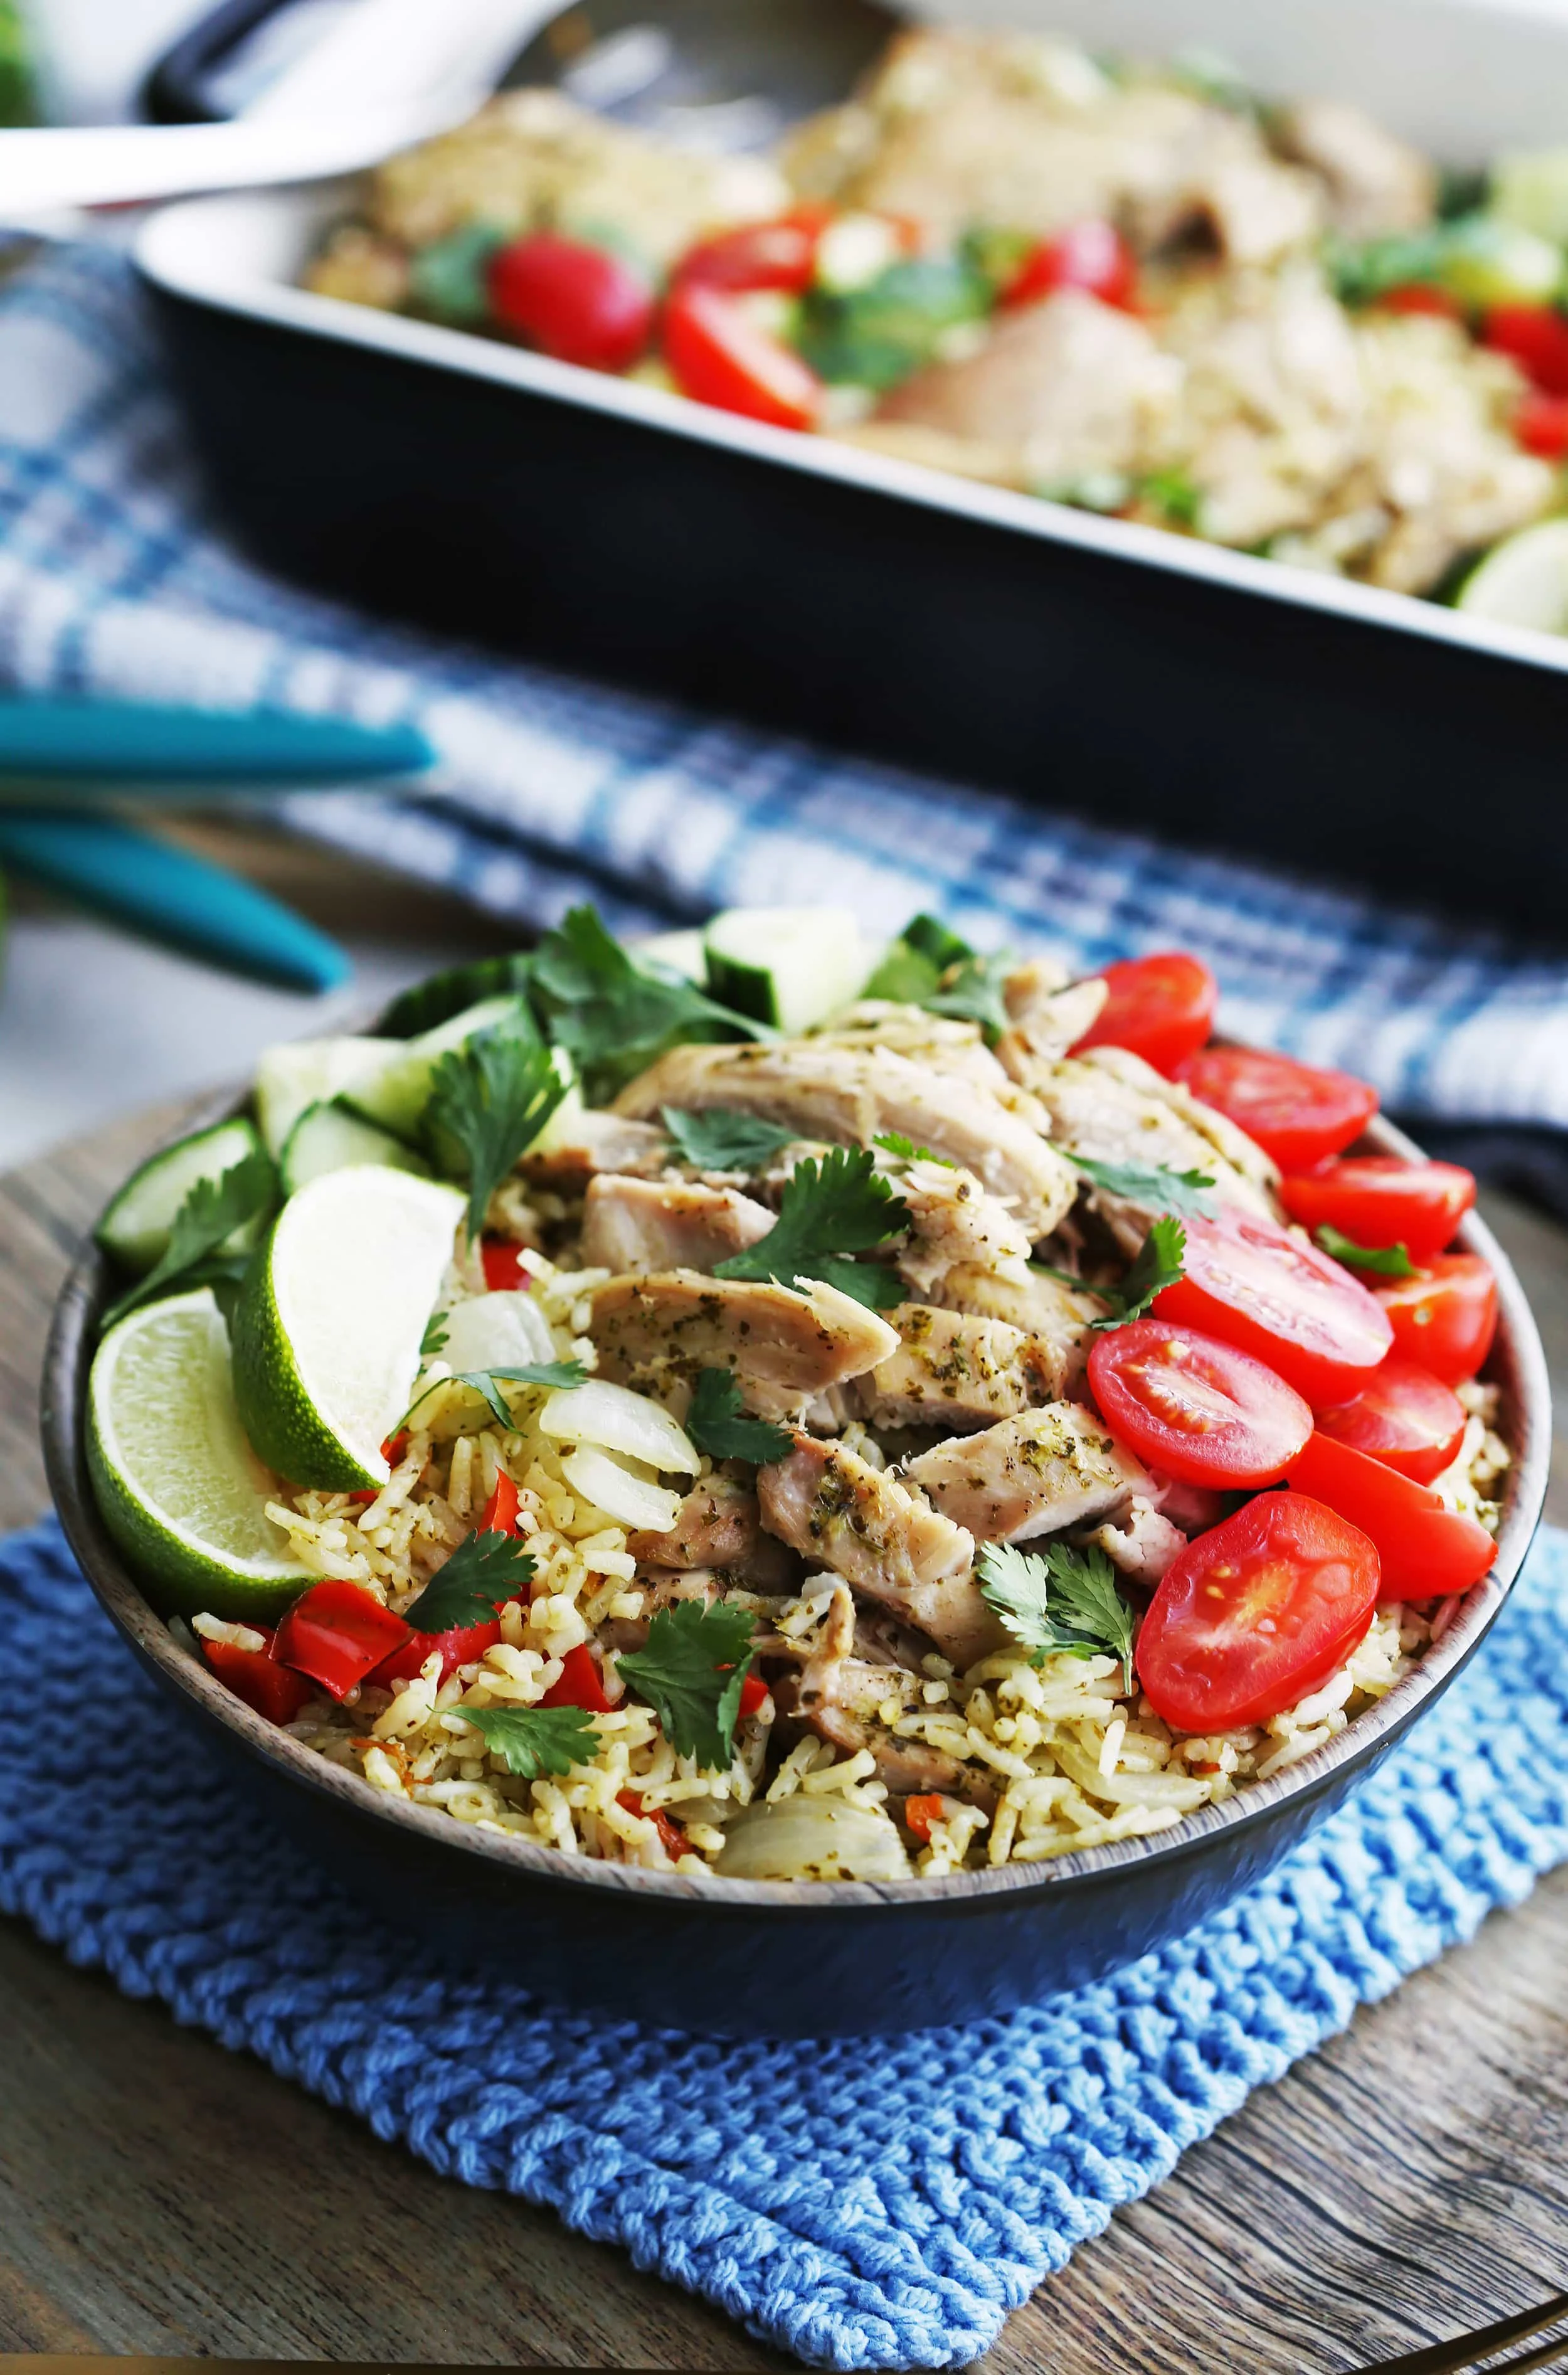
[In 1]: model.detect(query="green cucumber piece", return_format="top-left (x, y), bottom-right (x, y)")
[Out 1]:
top-left (96, 1117), bottom-right (269, 1275)
top-left (634, 928), bottom-right (707, 982)
top-left (702, 906), bottom-right (867, 1033)
top-left (378, 952), bottom-right (534, 1039)
top-left (341, 994), bottom-right (539, 1143)
top-left (255, 1034), bottom-right (401, 1157)
top-left (280, 1100), bottom-right (435, 1195)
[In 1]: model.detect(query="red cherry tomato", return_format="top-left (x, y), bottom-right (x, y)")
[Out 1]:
top-left (478, 1469), bottom-right (521, 1537)
top-left (674, 208), bottom-right (832, 294)
top-left (1286, 1432), bottom-right (1496, 1601)
top-left (1485, 302), bottom-right (1568, 394)
top-left (1154, 1206), bottom-right (1392, 1408)
top-left (1004, 218), bottom-right (1138, 311)
top-left (201, 1629), bottom-right (312, 1724)
top-left (541, 1640), bottom-right (613, 1714)
top-left (1315, 1355), bottom-right (1466, 1484)
top-left (272, 1580), bottom-right (411, 1701)
top-left (488, 232), bottom-right (654, 371)
top-left (1376, 282), bottom-right (1462, 318)
top-left (1515, 390), bottom-right (1568, 458)
top-left (480, 1235), bottom-right (529, 1292)
top-left (368, 1615), bottom-right (503, 1689)
top-left (1375, 1253), bottom-right (1498, 1386)
top-left (1173, 1044), bottom-right (1379, 1171)
top-left (1069, 950), bottom-right (1218, 1075)
top-left (1088, 1319), bottom-right (1311, 1488)
top-left (1136, 1491), bottom-right (1380, 1731)
top-left (617, 1789), bottom-right (686, 1860)
top-left (1278, 1156), bottom-right (1476, 1261)
top-left (663, 281), bottom-right (822, 430)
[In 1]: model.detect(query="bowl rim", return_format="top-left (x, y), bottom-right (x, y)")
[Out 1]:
top-left (42, 1079), bottom-right (1552, 1917)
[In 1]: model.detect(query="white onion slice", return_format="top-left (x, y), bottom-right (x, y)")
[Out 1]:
top-left (715, 1799), bottom-right (911, 1881)
top-left (561, 1443), bottom-right (683, 1533)
top-left (438, 1290), bottom-right (558, 1372)
top-left (542, 1379), bottom-right (698, 1475)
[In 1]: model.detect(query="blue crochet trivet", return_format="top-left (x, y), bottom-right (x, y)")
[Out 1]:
top-left (4, 1516), bottom-right (1567, 2371)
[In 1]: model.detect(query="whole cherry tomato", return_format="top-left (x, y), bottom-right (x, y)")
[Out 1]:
top-left (663, 281), bottom-right (822, 430)
top-left (1314, 1354), bottom-right (1466, 1483)
top-left (1136, 1491), bottom-right (1380, 1731)
top-left (1173, 1044), bottom-right (1379, 1171)
top-left (1003, 218), bottom-right (1138, 311)
top-left (1286, 1432), bottom-right (1496, 1602)
top-left (488, 232), bottom-right (654, 371)
top-left (1088, 1318), bottom-right (1311, 1488)
top-left (1069, 950), bottom-right (1218, 1075)
top-left (1278, 1157), bottom-right (1476, 1261)
top-left (1153, 1206), bottom-right (1392, 1408)
top-left (1485, 302), bottom-right (1568, 393)
top-left (1375, 1253), bottom-right (1499, 1385)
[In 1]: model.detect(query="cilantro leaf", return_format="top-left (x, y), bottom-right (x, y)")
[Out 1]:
top-left (922, 948), bottom-right (1014, 1043)
top-left (1315, 1224), bottom-right (1417, 1279)
top-left (714, 1144), bottom-right (908, 1310)
top-left (977, 1540), bottom-right (1136, 1691)
top-left (617, 1598), bottom-right (757, 1769)
top-left (861, 938), bottom-right (943, 1004)
top-left (1069, 1152), bottom-right (1216, 1218)
top-left (795, 257), bottom-right (990, 390)
top-left (1140, 468), bottom-right (1203, 528)
top-left (460, 1702), bottom-right (598, 1778)
top-left (403, 1528), bottom-right (538, 1631)
top-left (101, 1150), bottom-right (276, 1330)
top-left (660, 1104), bottom-right (797, 1172)
top-left (425, 1027), bottom-right (568, 1241)
top-left (859, 913), bottom-right (1013, 1044)
top-left (686, 1369), bottom-right (794, 1465)
top-left (406, 1359), bottom-right (588, 1430)
top-left (420, 1312), bottom-right (450, 1358)
top-left (872, 1130), bottom-right (954, 1167)
top-left (1033, 1214), bottom-right (1187, 1331)
top-left (530, 905), bottom-right (767, 1103)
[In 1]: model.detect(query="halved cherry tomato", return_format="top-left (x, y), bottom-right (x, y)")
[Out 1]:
top-left (1278, 1156), bottom-right (1476, 1261)
top-left (903, 1792), bottom-right (946, 1843)
top-left (480, 1235), bottom-right (529, 1292)
top-left (1286, 1431), bottom-right (1496, 1601)
top-left (368, 1616), bottom-right (503, 1689)
top-left (1153, 1206), bottom-right (1392, 1408)
top-left (1315, 1355), bottom-right (1466, 1484)
top-left (674, 208), bottom-right (832, 295)
top-left (478, 1469), bottom-right (521, 1537)
top-left (617, 1789), bottom-right (686, 1860)
top-left (488, 231), bottom-right (654, 371)
top-left (541, 1640), bottom-right (613, 1714)
top-left (202, 1630), bottom-right (312, 1724)
top-left (1485, 302), bottom-right (1568, 393)
top-left (663, 281), bottom-right (822, 430)
top-left (1136, 1491), bottom-right (1380, 1731)
top-left (1173, 1045), bottom-right (1379, 1171)
top-left (1002, 218), bottom-right (1138, 312)
top-left (1515, 391), bottom-right (1568, 458)
top-left (272, 1580), bottom-right (411, 1701)
top-left (1377, 283), bottom-right (1463, 318)
top-left (1069, 950), bottom-right (1218, 1075)
top-left (738, 1668), bottom-right (770, 1719)
top-left (1375, 1253), bottom-right (1498, 1386)
top-left (1088, 1319), bottom-right (1311, 1488)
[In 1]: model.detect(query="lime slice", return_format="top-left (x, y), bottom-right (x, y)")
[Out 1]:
top-left (1456, 518), bottom-right (1568, 634)
top-left (87, 1287), bottom-right (307, 1620)
top-left (232, 1166), bottom-right (465, 1490)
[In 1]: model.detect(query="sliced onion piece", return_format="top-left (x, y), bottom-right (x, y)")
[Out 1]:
top-left (542, 1378), bottom-right (699, 1475)
top-left (714, 1798), bottom-right (912, 1881)
top-left (561, 1443), bottom-right (683, 1533)
top-left (439, 1289), bottom-right (558, 1371)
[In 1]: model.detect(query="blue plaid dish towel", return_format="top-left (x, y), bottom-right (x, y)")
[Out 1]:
top-left (1, 243), bottom-right (1568, 1183)
top-left (1, 1513), bottom-right (1566, 2369)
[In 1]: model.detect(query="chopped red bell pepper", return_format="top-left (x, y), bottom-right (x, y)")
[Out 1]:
top-left (903, 1792), bottom-right (946, 1844)
top-left (201, 1630), bottom-right (312, 1724)
top-left (737, 1668), bottom-right (770, 1719)
top-left (1376, 282), bottom-right (1463, 319)
top-left (617, 1788), bottom-right (687, 1861)
top-left (348, 1431), bottom-right (411, 1506)
top-left (478, 1469), bottom-right (521, 1537)
top-left (480, 1235), bottom-right (529, 1292)
top-left (272, 1579), bottom-right (411, 1701)
top-left (367, 1616), bottom-right (504, 1690)
top-left (541, 1640), bottom-right (613, 1713)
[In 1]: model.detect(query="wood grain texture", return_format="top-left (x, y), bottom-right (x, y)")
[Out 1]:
top-left (1, 1105), bottom-right (1565, 2371)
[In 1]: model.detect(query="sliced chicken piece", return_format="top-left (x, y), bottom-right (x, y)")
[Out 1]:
top-left (1086, 1495), bottom-right (1189, 1585)
top-left (626, 1477), bottom-right (798, 1589)
top-left (1187, 152), bottom-right (1323, 267)
top-left (580, 1174), bottom-right (774, 1274)
top-left (785, 1632), bottom-right (997, 1812)
top-left (904, 1402), bottom-right (1142, 1544)
top-left (811, 1002), bottom-right (1012, 1088)
top-left (926, 1260), bottom-right (1104, 1396)
top-left (1083, 1047), bottom-right (1280, 1196)
top-left (613, 1041), bottom-right (1078, 1236)
top-left (858, 1303), bottom-right (1054, 1432)
top-left (588, 1270), bottom-right (898, 1420)
top-left (891, 1156), bottom-right (1034, 1299)
top-left (521, 1110), bottom-right (669, 1189)
top-left (995, 959), bottom-right (1108, 1078)
top-left (758, 1434), bottom-right (1000, 1666)
top-left (1273, 98), bottom-right (1436, 238)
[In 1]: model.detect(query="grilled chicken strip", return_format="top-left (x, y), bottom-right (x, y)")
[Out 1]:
top-left (924, 1261), bottom-right (1104, 1396)
top-left (1086, 1496), bottom-right (1189, 1585)
top-left (904, 1402), bottom-right (1142, 1544)
top-left (521, 1110), bottom-right (669, 1189)
top-left (891, 1156), bottom-right (1034, 1298)
top-left (858, 1303), bottom-right (1054, 1432)
top-left (613, 1041), bottom-right (1078, 1236)
top-left (995, 959), bottom-right (1108, 1077)
top-left (758, 1433), bottom-right (1001, 1667)
top-left (580, 1173), bottom-right (774, 1274)
top-left (813, 1002), bottom-right (1013, 1087)
top-left (626, 1476), bottom-right (798, 1588)
top-left (1274, 97), bottom-right (1436, 238)
top-left (588, 1270), bottom-right (898, 1418)
top-left (782, 1591), bottom-right (998, 1810)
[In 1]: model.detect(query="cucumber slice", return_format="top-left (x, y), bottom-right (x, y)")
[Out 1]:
top-left (97, 1117), bottom-right (268, 1275)
top-left (378, 952), bottom-right (533, 1039)
top-left (703, 906), bottom-right (867, 1032)
top-left (634, 927), bottom-right (707, 982)
top-left (1456, 518), bottom-right (1568, 633)
top-left (526, 1053), bottom-right (585, 1155)
top-left (341, 994), bottom-right (539, 1142)
top-left (280, 1101), bottom-right (434, 1196)
top-left (255, 1034), bottom-right (401, 1158)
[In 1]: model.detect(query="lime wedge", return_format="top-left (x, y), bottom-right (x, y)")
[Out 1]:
top-left (1456, 518), bottom-right (1568, 634)
top-left (87, 1286), bottom-right (307, 1620)
top-left (232, 1166), bottom-right (464, 1490)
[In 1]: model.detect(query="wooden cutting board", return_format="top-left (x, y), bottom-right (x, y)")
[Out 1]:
top-left (2, 1105), bottom-right (1565, 2373)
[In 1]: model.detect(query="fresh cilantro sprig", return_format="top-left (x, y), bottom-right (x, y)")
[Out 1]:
top-left (715, 1144), bottom-right (909, 1310)
top-left (420, 1311), bottom-right (451, 1358)
top-left (1068, 1152), bottom-right (1216, 1218)
top-left (402, 1529), bottom-right (538, 1631)
top-left (1316, 1225), bottom-right (1417, 1280)
top-left (660, 1104), bottom-right (797, 1172)
top-left (978, 1541), bottom-right (1137, 1691)
top-left (425, 1028), bottom-right (568, 1241)
top-left (405, 1359), bottom-right (588, 1431)
top-left (861, 911), bottom-right (1014, 1044)
top-left (618, 1599), bottom-right (758, 1769)
top-left (1034, 1215), bottom-right (1187, 1332)
top-left (872, 1130), bottom-right (953, 1167)
top-left (686, 1369), bottom-right (794, 1465)
top-left (460, 1703), bottom-right (598, 1778)
top-left (529, 905), bottom-right (768, 1103)
top-left (101, 1150), bottom-right (277, 1330)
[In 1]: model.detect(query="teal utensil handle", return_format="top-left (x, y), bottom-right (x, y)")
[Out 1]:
top-left (0, 696), bottom-right (432, 783)
top-left (0, 812), bottom-right (351, 992)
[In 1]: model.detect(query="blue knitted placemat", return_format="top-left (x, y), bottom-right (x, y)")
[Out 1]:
top-left (3, 1517), bottom-right (1566, 2367)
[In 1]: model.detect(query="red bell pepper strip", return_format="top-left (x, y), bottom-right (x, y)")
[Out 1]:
top-left (738, 1669), bottom-right (770, 1719)
top-left (903, 1792), bottom-right (946, 1844)
top-left (272, 1580), bottom-right (411, 1701)
top-left (201, 1630), bottom-right (312, 1724)
top-left (617, 1789), bottom-right (687, 1860)
top-left (480, 1236), bottom-right (529, 1292)
top-left (477, 1469), bottom-right (521, 1537)
top-left (541, 1640), bottom-right (613, 1713)
top-left (367, 1617), bottom-right (504, 1689)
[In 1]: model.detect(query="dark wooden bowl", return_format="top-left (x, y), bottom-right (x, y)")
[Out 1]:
top-left (41, 1100), bottom-right (1551, 2036)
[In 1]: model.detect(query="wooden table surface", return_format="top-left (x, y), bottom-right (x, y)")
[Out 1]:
top-left (3, 1058), bottom-right (1567, 2369)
